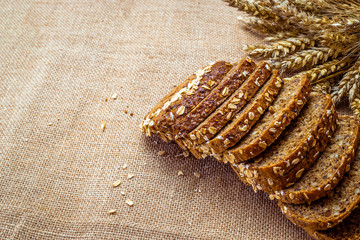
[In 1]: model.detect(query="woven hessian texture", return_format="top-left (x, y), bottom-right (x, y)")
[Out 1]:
top-left (0, 0), bottom-right (323, 239)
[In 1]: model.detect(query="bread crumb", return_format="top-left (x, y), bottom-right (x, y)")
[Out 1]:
top-left (127, 173), bottom-right (134, 179)
top-left (130, 113), bottom-right (134, 116)
top-left (112, 180), bottom-right (121, 187)
top-left (47, 123), bottom-right (53, 126)
top-left (158, 151), bottom-right (165, 156)
top-left (101, 121), bottom-right (106, 132)
top-left (194, 172), bottom-right (201, 178)
top-left (126, 199), bottom-right (134, 206)
top-left (178, 171), bottom-right (184, 176)
top-left (112, 93), bottom-right (118, 100)
top-left (183, 151), bottom-right (190, 157)
top-left (108, 209), bottom-right (117, 214)
top-left (122, 164), bottom-right (128, 169)
top-left (120, 191), bottom-right (125, 196)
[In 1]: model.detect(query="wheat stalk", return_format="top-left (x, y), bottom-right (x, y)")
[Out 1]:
top-left (244, 37), bottom-right (315, 59)
top-left (332, 60), bottom-right (360, 104)
top-left (276, 47), bottom-right (340, 71)
top-left (225, 0), bottom-right (360, 116)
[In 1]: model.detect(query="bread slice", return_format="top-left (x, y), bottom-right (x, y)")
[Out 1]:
top-left (207, 70), bottom-right (282, 157)
top-left (172, 58), bottom-right (257, 140)
top-left (230, 94), bottom-right (337, 193)
top-left (223, 75), bottom-right (311, 163)
top-left (192, 70), bottom-right (281, 159)
top-left (140, 68), bottom-right (203, 139)
top-left (236, 94), bottom-right (337, 191)
top-left (265, 116), bottom-right (337, 197)
top-left (149, 61), bottom-right (233, 141)
top-left (305, 207), bottom-right (360, 240)
top-left (178, 61), bottom-right (275, 152)
top-left (279, 116), bottom-right (360, 204)
top-left (278, 143), bottom-right (360, 230)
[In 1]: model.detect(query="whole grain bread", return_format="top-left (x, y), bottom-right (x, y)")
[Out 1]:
top-left (207, 70), bottom-right (281, 157)
top-left (278, 143), bottom-right (360, 230)
top-left (178, 61), bottom-right (274, 153)
top-left (149, 61), bottom-right (233, 141)
top-left (230, 96), bottom-right (337, 195)
top-left (140, 69), bottom-right (202, 140)
top-left (172, 58), bottom-right (256, 140)
top-left (279, 116), bottom-right (360, 204)
top-left (305, 206), bottom-right (360, 240)
top-left (266, 118), bottom-right (337, 197)
top-left (223, 75), bottom-right (311, 163)
top-left (236, 94), bottom-right (337, 193)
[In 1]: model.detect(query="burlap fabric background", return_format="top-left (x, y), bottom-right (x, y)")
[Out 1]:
top-left (2, 0), bottom-right (348, 239)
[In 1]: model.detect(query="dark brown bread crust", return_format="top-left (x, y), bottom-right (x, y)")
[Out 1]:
top-left (140, 71), bottom-right (199, 140)
top-left (305, 207), bottom-right (360, 240)
top-left (230, 118), bottom-right (334, 193)
top-left (208, 70), bottom-right (281, 156)
top-left (229, 94), bottom-right (337, 196)
top-left (251, 95), bottom-right (337, 192)
top-left (151, 61), bottom-right (233, 141)
top-left (179, 62), bottom-right (273, 154)
top-left (278, 144), bottom-right (360, 230)
top-left (172, 58), bottom-right (256, 139)
top-left (224, 75), bottom-right (311, 163)
top-left (279, 116), bottom-right (360, 204)
top-left (235, 108), bottom-right (337, 196)
top-left (262, 108), bottom-right (337, 194)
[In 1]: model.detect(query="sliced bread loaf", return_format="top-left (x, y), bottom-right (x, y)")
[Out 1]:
top-left (305, 207), bottom-right (360, 240)
top-left (207, 70), bottom-right (282, 157)
top-left (140, 68), bottom-right (203, 139)
top-left (177, 61), bottom-right (274, 152)
top-left (173, 58), bottom-right (257, 139)
top-left (236, 94), bottom-right (337, 192)
top-left (265, 116), bottom-right (337, 197)
top-left (223, 75), bottom-right (311, 163)
top-left (278, 143), bottom-right (360, 230)
top-left (191, 70), bottom-right (281, 159)
top-left (149, 61), bottom-right (233, 141)
top-left (230, 94), bottom-right (337, 194)
top-left (279, 116), bottom-right (360, 204)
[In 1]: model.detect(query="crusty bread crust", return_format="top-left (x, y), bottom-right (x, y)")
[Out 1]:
top-left (232, 104), bottom-right (337, 196)
top-left (140, 71), bottom-right (199, 140)
top-left (224, 75), bottom-right (311, 163)
top-left (208, 70), bottom-right (281, 157)
top-left (149, 61), bottom-right (233, 141)
top-left (179, 61), bottom-right (273, 156)
top-left (261, 107), bottom-right (337, 194)
top-left (190, 62), bottom-right (272, 144)
top-left (251, 94), bottom-right (337, 192)
top-left (228, 94), bottom-right (335, 196)
top-left (278, 116), bottom-right (360, 204)
top-left (172, 58), bottom-right (256, 139)
top-left (278, 143), bottom-right (360, 230)
top-left (304, 207), bottom-right (360, 240)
